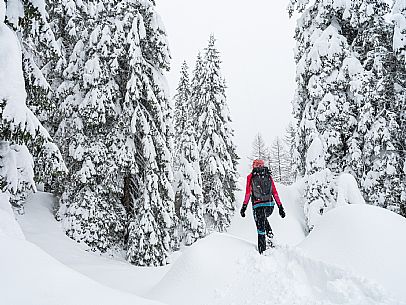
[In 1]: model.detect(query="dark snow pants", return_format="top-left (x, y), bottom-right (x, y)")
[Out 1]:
top-left (253, 205), bottom-right (274, 254)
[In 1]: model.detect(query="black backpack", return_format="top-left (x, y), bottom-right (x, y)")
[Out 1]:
top-left (251, 166), bottom-right (273, 203)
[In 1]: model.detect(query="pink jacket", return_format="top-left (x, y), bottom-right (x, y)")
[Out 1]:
top-left (243, 173), bottom-right (282, 206)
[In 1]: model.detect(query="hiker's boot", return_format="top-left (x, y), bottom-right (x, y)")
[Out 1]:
top-left (266, 231), bottom-right (274, 248)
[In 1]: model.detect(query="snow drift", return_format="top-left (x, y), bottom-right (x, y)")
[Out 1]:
top-left (299, 204), bottom-right (406, 302)
top-left (0, 195), bottom-right (167, 305)
top-left (149, 232), bottom-right (397, 305)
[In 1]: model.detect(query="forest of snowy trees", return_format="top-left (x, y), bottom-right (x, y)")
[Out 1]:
top-left (0, 0), bottom-right (238, 266)
top-left (288, 0), bottom-right (406, 229)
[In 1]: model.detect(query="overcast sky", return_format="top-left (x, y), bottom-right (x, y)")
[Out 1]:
top-left (156, 1), bottom-right (297, 172)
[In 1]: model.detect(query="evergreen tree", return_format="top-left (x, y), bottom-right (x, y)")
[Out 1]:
top-left (4, 0), bottom-right (64, 188)
top-left (289, 0), bottom-right (362, 230)
top-left (289, 0), bottom-right (406, 224)
top-left (174, 61), bottom-right (192, 139)
top-left (175, 120), bottom-right (206, 246)
top-left (173, 60), bottom-right (206, 245)
top-left (0, 2), bottom-right (65, 212)
top-left (122, 0), bottom-right (177, 266)
top-left (393, 0), bottom-right (406, 217)
top-left (348, 0), bottom-right (403, 214)
top-left (192, 35), bottom-right (238, 232)
top-left (55, 0), bottom-right (127, 252)
top-left (54, 0), bottom-right (177, 263)
top-left (303, 137), bottom-right (336, 231)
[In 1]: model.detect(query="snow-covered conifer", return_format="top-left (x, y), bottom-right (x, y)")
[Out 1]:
top-left (123, 0), bottom-right (177, 266)
top-left (55, 0), bottom-right (127, 252)
top-left (174, 61), bottom-right (192, 138)
top-left (192, 35), bottom-right (238, 232)
top-left (3, 0), bottom-right (64, 188)
top-left (0, 3), bottom-right (65, 212)
top-left (175, 120), bottom-right (206, 245)
top-left (304, 137), bottom-right (336, 230)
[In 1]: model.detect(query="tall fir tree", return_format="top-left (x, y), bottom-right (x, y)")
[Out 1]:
top-left (192, 35), bottom-right (238, 232)
top-left (173, 61), bottom-right (206, 245)
top-left (0, 1), bottom-right (65, 212)
top-left (175, 120), bottom-right (206, 246)
top-left (289, 0), bottom-right (406, 224)
top-left (289, 0), bottom-right (356, 230)
top-left (53, 0), bottom-right (178, 264)
top-left (392, 0), bottom-right (406, 217)
top-left (55, 0), bottom-right (127, 252)
top-left (174, 61), bottom-right (192, 139)
top-left (4, 0), bottom-right (65, 188)
top-left (119, 0), bottom-right (177, 266)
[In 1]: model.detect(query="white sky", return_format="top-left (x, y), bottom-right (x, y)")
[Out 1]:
top-left (156, 1), bottom-right (297, 172)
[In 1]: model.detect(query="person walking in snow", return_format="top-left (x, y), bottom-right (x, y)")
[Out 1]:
top-left (240, 159), bottom-right (286, 254)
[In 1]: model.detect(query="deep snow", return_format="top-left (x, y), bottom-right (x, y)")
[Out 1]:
top-left (1, 178), bottom-right (404, 305)
top-left (299, 204), bottom-right (406, 302)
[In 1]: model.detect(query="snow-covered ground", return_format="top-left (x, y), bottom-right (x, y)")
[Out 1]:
top-left (1, 180), bottom-right (405, 305)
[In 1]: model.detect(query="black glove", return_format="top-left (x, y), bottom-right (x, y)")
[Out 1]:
top-left (278, 205), bottom-right (286, 218)
top-left (240, 204), bottom-right (247, 218)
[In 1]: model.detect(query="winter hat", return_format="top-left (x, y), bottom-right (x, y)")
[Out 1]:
top-left (252, 159), bottom-right (265, 168)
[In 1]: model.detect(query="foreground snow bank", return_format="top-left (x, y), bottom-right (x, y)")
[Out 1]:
top-left (0, 194), bottom-right (167, 305)
top-left (149, 233), bottom-right (397, 305)
top-left (299, 204), bottom-right (406, 302)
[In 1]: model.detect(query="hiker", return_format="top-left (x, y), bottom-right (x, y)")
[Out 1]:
top-left (240, 159), bottom-right (286, 254)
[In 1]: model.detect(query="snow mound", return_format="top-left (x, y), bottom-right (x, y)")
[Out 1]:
top-left (336, 173), bottom-right (365, 206)
top-left (149, 232), bottom-right (396, 305)
top-left (148, 233), bottom-right (254, 304)
top-left (0, 194), bottom-right (167, 305)
top-left (299, 204), bottom-right (406, 302)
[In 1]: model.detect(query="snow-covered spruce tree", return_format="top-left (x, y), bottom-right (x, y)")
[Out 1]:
top-left (173, 61), bottom-right (206, 245)
top-left (347, 0), bottom-right (403, 214)
top-left (190, 52), bottom-right (204, 117)
top-left (4, 0), bottom-right (65, 188)
top-left (192, 35), bottom-right (238, 232)
top-left (174, 61), bottom-right (192, 139)
top-left (175, 120), bottom-right (206, 245)
top-left (393, 0), bottom-right (406, 216)
top-left (303, 137), bottom-right (336, 230)
top-left (124, 0), bottom-right (178, 266)
top-left (290, 0), bottom-right (406, 219)
top-left (54, 0), bottom-right (177, 263)
top-left (55, 0), bottom-right (128, 252)
top-left (288, 0), bottom-right (363, 229)
top-left (289, 3), bottom-right (357, 176)
top-left (0, 1), bottom-right (65, 213)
